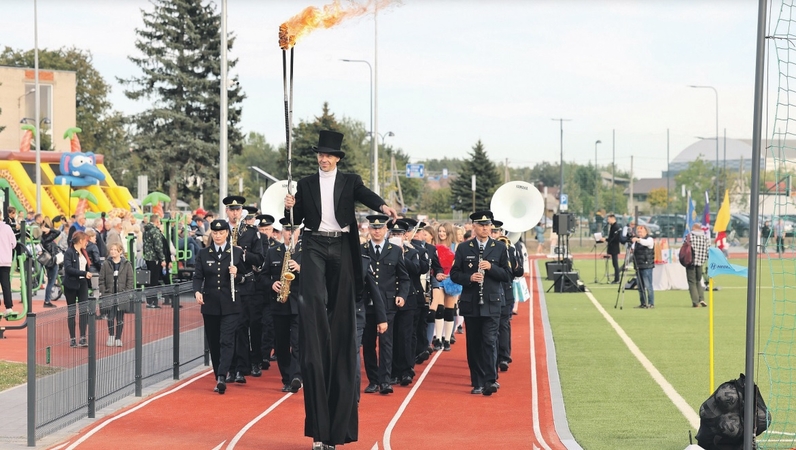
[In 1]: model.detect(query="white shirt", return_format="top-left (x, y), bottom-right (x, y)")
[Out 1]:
top-left (318, 167), bottom-right (349, 232)
top-left (370, 239), bottom-right (385, 255)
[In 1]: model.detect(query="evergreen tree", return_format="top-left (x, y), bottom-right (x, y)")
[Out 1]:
top-left (450, 140), bottom-right (501, 212)
top-left (120, 0), bottom-right (245, 208)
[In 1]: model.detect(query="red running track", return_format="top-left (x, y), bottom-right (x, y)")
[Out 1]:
top-left (50, 265), bottom-right (571, 450)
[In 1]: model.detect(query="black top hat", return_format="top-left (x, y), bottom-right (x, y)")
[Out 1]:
top-left (223, 195), bottom-right (246, 209)
top-left (210, 219), bottom-right (229, 231)
top-left (388, 219), bottom-right (409, 233)
top-left (255, 214), bottom-right (274, 227)
top-left (401, 218), bottom-right (427, 230)
top-left (366, 214), bottom-right (389, 228)
top-left (312, 130), bottom-right (345, 159)
top-left (469, 210), bottom-right (494, 224)
top-left (279, 217), bottom-right (298, 230)
top-left (491, 219), bottom-right (504, 230)
top-left (243, 206), bottom-right (258, 217)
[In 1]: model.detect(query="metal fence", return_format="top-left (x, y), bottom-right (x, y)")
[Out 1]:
top-left (26, 282), bottom-right (207, 445)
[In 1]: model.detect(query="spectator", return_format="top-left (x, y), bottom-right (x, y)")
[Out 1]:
top-left (98, 242), bottom-right (134, 347)
top-left (775, 218), bottom-right (786, 257)
top-left (68, 214), bottom-right (86, 243)
top-left (40, 217), bottom-right (61, 308)
top-left (64, 231), bottom-right (93, 347)
top-left (686, 223), bottom-right (709, 308)
top-left (91, 218), bottom-right (108, 258)
top-left (534, 221), bottom-right (546, 255)
top-left (84, 229), bottom-right (103, 273)
top-left (143, 215), bottom-right (166, 307)
top-left (631, 225), bottom-right (655, 309)
top-left (761, 220), bottom-right (771, 254)
top-left (105, 218), bottom-right (124, 251)
top-left (0, 211), bottom-right (17, 318)
top-left (176, 225), bottom-right (199, 267)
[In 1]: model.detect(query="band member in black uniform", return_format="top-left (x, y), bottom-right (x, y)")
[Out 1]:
top-left (283, 130), bottom-right (397, 449)
top-left (243, 206), bottom-right (258, 226)
top-left (223, 196), bottom-right (264, 384)
top-left (257, 214), bottom-right (278, 367)
top-left (491, 221), bottom-right (524, 373)
top-left (604, 214), bottom-right (621, 283)
top-left (193, 219), bottom-right (247, 394)
top-left (356, 254), bottom-right (387, 402)
top-left (406, 220), bottom-right (442, 365)
top-left (389, 219), bottom-right (427, 386)
top-left (250, 214), bottom-right (275, 376)
top-left (361, 215), bottom-right (410, 395)
top-left (449, 211), bottom-right (511, 396)
top-left (267, 218), bottom-right (303, 392)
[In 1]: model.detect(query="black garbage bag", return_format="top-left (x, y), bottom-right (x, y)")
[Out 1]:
top-left (695, 373), bottom-right (770, 450)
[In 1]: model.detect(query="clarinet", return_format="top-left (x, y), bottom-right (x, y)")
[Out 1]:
top-left (478, 245), bottom-right (485, 305)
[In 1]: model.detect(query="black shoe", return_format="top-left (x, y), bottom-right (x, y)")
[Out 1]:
top-left (364, 383), bottom-right (379, 394)
top-left (251, 364), bottom-right (262, 377)
top-left (234, 372), bottom-right (246, 383)
top-left (400, 375), bottom-right (412, 386)
top-left (78, 337), bottom-right (88, 347)
top-left (415, 350), bottom-right (430, 364)
top-left (499, 361), bottom-right (510, 372)
top-left (389, 377), bottom-right (399, 385)
top-left (379, 383), bottom-right (393, 394)
top-left (611, 280), bottom-right (619, 284)
top-left (281, 384), bottom-right (291, 392)
top-left (450, 335), bottom-right (456, 344)
top-left (290, 377), bottom-right (302, 393)
top-left (261, 360), bottom-right (270, 370)
top-left (146, 304), bottom-right (161, 309)
top-left (216, 376), bottom-right (226, 394)
top-left (432, 338), bottom-right (442, 351)
top-left (471, 387), bottom-right (484, 395)
top-left (269, 354), bottom-right (278, 361)
top-left (442, 339), bottom-right (451, 351)
top-left (69, 338), bottom-right (77, 348)
top-left (483, 382), bottom-right (498, 396)
top-left (456, 325), bottom-right (463, 334)
top-left (225, 373), bottom-right (235, 384)
top-left (43, 302), bottom-right (56, 308)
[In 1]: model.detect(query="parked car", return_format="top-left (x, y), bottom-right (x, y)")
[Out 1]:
top-left (648, 214), bottom-right (687, 238)
top-left (708, 212), bottom-right (752, 237)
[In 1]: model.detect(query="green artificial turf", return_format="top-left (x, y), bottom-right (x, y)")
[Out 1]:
top-left (543, 257), bottom-right (790, 449)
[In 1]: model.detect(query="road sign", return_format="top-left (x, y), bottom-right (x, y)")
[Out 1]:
top-left (406, 164), bottom-right (425, 178)
top-left (560, 193), bottom-right (568, 212)
top-left (442, 168), bottom-right (448, 179)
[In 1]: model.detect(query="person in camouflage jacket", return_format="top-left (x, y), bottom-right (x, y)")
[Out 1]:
top-left (143, 215), bottom-right (166, 302)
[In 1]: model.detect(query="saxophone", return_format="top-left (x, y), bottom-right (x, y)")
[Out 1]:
top-left (276, 246), bottom-right (295, 303)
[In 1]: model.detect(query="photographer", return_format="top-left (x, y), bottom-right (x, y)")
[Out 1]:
top-left (631, 225), bottom-right (655, 309)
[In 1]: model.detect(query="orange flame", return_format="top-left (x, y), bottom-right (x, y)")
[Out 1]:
top-left (279, 1), bottom-right (394, 50)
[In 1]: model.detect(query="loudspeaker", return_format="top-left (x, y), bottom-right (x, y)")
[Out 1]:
top-left (553, 213), bottom-right (575, 236)
top-left (545, 260), bottom-right (572, 280)
top-left (553, 272), bottom-right (584, 293)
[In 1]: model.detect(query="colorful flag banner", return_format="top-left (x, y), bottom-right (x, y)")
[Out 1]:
top-left (702, 191), bottom-right (710, 240)
top-left (713, 190), bottom-right (731, 250)
top-left (707, 247), bottom-right (748, 278)
top-left (684, 193), bottom-right (696, 239)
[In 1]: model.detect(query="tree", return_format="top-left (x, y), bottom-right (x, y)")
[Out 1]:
top-left (231, 132), bottom-right (284, 202)
top-left (530, 161), bottom-right (560, 187)
top-left (420, 187), bottom-right (452, 220)
top-left (647, 187), bottom-right (669, 213)
top-left (0, 46), bottom-right (125, 154)
top-left (120, 0), bottom-right (245, 208)
top-left (674, 158), bottom-right (717, 212)
top-left (450, 140), bottom-right (501, 212)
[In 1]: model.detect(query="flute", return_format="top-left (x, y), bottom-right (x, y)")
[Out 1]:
top-left (230, 245), bottom-right (235, 303)
top-left (478, 248), bottom-right (485, 305)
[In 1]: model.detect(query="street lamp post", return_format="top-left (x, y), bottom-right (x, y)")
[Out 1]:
top-left (689, 84), bottom-right (719, 205)
top-left (552, 118), bottom-right (571, 212)
top-left (371, 131), bottom-right (394, 194)
top-left (341, 59), bottom-right (377, 194)
top-left (34, 0), bottom-right (41, 215)
top-left (595, 139), bottom-right (602, 213)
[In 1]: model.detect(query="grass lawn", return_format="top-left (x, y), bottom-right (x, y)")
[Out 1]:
top-left (0, 361), bottom-right (27, 391)
top-left (544, 256), bottom-right (795, 449)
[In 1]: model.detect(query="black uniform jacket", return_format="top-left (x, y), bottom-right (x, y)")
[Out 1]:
top-left (606, 222), bottom-right (622, 255)
top-left (503, 245), bottom-right (525, 301)
top-left (229, 223), bottom-right (264, 295)
top-left (63, 246), bottom-right (90, 290)
top-left (360, 255), bottom-right (387, 325)
top-left (192, 244), bottom-right (247, 316)
top-left (361, 241), bottom-right (410, 314)
top-left (400, 242), bottom-right (427, 310)
top-left (265, 240), bottom-right (302, 316)
top-left (413, 239), bottom-right (443, 278)
top-left (287, 171), bottom-right (386, 295)
top-left (449, 238), bottom-right (512, 317)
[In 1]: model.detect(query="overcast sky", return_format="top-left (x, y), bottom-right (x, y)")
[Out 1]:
top-left (2, 0), bottom-right (777, 180)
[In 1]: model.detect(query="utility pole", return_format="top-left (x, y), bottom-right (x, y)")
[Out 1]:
top-left (552, 118), bottom-right (572, 211)
top-left (611, 129), bottom-right (616, 212)
top-left (629, 155), bottom-right (634, 214)
top-left (504, 158), bottom-right (510, 183)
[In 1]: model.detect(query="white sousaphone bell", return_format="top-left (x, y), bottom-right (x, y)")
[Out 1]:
top-left (489, 181), bottom-right (545, 243)
top-left (260, 179), bottom-right (297, 222)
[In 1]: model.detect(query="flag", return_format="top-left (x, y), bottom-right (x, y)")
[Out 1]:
top-left (714, 190), bottom-right (731, 250)
top-left (684, 193), bottom-right (696, 239)
top-left (708, 247), bottom-right (748, 278)
top-left (702, 191), bottom-right (711, 240)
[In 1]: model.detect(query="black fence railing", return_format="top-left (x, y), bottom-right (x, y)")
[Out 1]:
top-left (26, 282), bottom-right (206, 445)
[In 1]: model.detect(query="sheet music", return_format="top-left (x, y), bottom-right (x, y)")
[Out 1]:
top-left (593, 232), bottom-right (603, 242)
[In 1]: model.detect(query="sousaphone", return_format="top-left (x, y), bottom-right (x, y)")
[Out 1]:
top-left (490, 181), bottom-right (545, 242)
top-left (260, 179), bottom-right (297, 221)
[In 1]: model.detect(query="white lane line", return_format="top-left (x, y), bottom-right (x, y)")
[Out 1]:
top-left (211, 440), bottom-right (226, 450)
top-left (583, 290), bottom-right (700, 428)
top-left (529, 269), bottom-right (553, 450)
top-left (226, 392), bottom-right (294, 449)
top-left (65, 369), bottom-right (214, 450)
top-left (371, 442), bottom-right (379, 450)
top-left (382, 348), bottom-right (444, 450)
top-left (49, 444), bottom-right (68, 450)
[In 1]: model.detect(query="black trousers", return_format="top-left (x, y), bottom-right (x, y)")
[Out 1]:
top-left (391, 308), bottom-right (416, 379)
top-left (610, 253), bottom-right (620, 282)
top-left (64, 280), bottom-right (89, 339)
top-left (233, 293), bottom-right (255, 373)
top-left (203, 313), bottom-right (239, 377)
top-left (298, 233), bottom-right (358, 446)
top-left (247, 291), bottom-right (267, 366)
top-left (274, 313), bottom-right (300, 385)
top-left (261, 299), bottom-right (275, 360)
top-left (363, 310), bottom-right (396, 385)
top-left (0, 266), bottom-right (12, 309)
top-left (355, 302), bottom-right (366, 403)
top-left (497, 299), bottom-right (515, 364)
top-left (464, 315), bottom-right (500, 388)
top-left (414, 300), bottom-right (430, 356)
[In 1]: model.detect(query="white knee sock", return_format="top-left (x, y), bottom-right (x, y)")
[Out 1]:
top-left (442, 321), bottom-right (454, 342)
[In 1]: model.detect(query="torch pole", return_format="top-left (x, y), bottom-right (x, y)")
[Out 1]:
top-left (283, 48), bottom-right (296, 251)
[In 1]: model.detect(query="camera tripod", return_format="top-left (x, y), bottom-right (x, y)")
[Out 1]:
top-left (613, 245), bottom-right (647, 310)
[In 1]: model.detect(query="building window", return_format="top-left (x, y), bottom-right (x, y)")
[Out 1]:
top-left (23, 83), bottom-right (53, 149)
